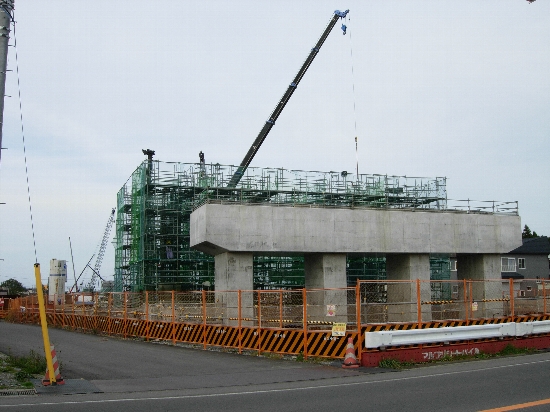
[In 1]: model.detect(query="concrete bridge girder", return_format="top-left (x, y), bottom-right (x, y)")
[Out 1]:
top-left (191, 204), bottom-right (521, 323)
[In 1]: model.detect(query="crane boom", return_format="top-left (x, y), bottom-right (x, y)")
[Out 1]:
top-left (86, 208), bottom-right (116, 291)
top-left (226, 9), bottom-right (349, 188)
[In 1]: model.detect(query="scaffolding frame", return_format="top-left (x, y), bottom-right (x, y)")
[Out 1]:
top-left (113, 160), bottom-right (513, 292)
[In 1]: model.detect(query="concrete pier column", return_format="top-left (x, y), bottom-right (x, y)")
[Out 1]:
top-left (304, 253), bottom-right (347, 323)
top-left (386, 254), bottom-right (431, 322)
top-left (456, 254), bottom-right (503, 318)
top-left (214, 252), bottom-right (253, 325)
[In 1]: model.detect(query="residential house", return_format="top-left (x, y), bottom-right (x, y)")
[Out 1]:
top-left (503, 236), bottom-right (550, 281)
top-left (449, 237), bottom-right (550, 300)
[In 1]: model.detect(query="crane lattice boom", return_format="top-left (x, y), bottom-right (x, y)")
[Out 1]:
top-left (227, 9), bottom-right (349, 188)
top-left (86, 208), bottom-right (116, 291)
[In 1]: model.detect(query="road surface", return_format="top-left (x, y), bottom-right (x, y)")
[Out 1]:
top-left (1, 322), bottom-right (549, 411)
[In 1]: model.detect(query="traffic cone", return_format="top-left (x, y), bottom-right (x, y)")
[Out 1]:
top-left (42, 345), bottom-right (65, 386)
top-left (342, 337), bottom-right (360, 368)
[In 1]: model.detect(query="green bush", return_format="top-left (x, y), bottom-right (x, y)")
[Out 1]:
top-left (8, 350), bottom-right (47, 375)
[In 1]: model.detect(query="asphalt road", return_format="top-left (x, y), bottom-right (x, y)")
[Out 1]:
top-left (1, 322), bottom-right (550, 411)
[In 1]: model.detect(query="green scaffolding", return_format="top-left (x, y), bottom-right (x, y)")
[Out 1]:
top-left (114, 160), bottom-right (448, 292)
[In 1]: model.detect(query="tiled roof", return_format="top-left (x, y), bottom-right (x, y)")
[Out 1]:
top-left (508, 236), bottom-right (550, 255)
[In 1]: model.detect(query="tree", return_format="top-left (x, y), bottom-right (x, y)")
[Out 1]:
top-left (0, 278), bottom-right (27, 296)
top-left (522, 225), bottom-right (541, 239)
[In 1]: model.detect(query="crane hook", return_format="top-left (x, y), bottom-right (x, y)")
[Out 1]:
top-left (341, 24), bottom-right (347, 35)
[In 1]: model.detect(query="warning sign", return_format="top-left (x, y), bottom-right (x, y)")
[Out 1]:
top-left (332, 322), bottom-right (346, 337)
top-left (326, 304), bottom-right (336, 316)
top-left (471, 302), bottom-right (478, 312)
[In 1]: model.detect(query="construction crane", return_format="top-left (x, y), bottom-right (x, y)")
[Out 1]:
top-left (84, 208), bottom-right (116, 292)
top-left (226, 9), bottom-right (349, 188)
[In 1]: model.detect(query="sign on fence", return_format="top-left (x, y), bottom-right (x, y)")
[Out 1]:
top-left (332, 322), bottom-right (346, 337)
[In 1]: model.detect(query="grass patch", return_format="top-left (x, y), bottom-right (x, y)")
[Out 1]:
top-left (378, 358), bottom-right (415, 369)
top-left (0, 349), bottom-right (48, 389)
top-left (7, 350), bottom-right (47, 376)
top-left (497, 344), bottom-right (534, 357)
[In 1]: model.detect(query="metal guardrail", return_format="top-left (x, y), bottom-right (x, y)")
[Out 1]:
top-left (365, 321), bottom-right (550, 348)
top-left (365, 323), bottom-right (516, 348)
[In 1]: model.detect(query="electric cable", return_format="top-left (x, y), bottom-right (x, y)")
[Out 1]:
top-left (13, 12), bottom-right (38, 262)
top-left (346, 16), bottom-right (359, 179)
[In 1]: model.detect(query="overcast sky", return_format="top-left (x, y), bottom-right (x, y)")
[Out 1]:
top-left (0, 1), bottom-right (548, 288)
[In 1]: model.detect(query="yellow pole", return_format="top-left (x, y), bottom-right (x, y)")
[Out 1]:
top-left (35, 263), bottom-right (56, 385)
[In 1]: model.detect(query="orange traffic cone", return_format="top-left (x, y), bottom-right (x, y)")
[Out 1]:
top-left (42, 344), bottom-right (65, 386)
top-left (342, 337), bottom-right (360, 368)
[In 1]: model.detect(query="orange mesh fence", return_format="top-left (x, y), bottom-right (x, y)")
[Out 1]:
top-left (464, 279), bottom-right (509, 320)
top-left (419, 280), bottom-right (466, 323)
top-left (305, 288), bottom-right (358, 331)
top-left (513, 279), bottom-right (550, 318)
top-left (257, 290), bottom-right (303, 329)
top-left (147, 292), bottom-right (174, 322)
top-left (359, 280), bottom-right (419, 324)
top-left (174, 291), bottom-right (203, 324)
top-left (7, 279), bottom-right (550, 359)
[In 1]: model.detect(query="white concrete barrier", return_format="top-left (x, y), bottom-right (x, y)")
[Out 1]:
top-left (365, 323), bottom-right (520, 349)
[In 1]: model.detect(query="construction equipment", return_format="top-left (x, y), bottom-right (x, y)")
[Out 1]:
top-left (227, 9), bottom-right (349, 188)
top-left (84, 208), bottom-right (116, 292)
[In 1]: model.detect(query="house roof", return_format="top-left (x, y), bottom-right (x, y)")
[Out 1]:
top-left (507, 236), bottom-right (550, 255)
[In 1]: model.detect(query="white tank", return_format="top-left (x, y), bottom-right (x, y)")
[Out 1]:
top-left (48, 259), bottom-right (67, 305)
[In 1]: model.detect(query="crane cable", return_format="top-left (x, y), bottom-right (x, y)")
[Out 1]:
top-left (346, 15), bottom-right (359, 179)
top-left (12, 11), bottom-right (38, 262)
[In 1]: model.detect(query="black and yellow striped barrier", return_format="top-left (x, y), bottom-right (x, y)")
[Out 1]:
top-left (421, 300), bottom-right (456, 305)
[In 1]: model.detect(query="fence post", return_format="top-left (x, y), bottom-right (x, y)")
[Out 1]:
top-left (302, 288), bottom-right (308, 360)
top-left (108, 293), bottom-right (112, 336)
top-left (71, 295), bottom-right (75, 330)
top-left (94, 294), bottom-right (98, 332)
top-left (279, 290), bottom-right (283, 329)
top-left (416, 279), bottom-right (422, 327)
top-left (238, 290), bottom-right (242, 354)
top-left (172, 290), bottom-right (176, 346)
top-left (463, 279), bottom-right (469, 323)
top-left (145, 291), bottom-right (150, 341)
top-left (544, 280), bottom-right (547, 315)
top-left (202, 290), bottom-right (207, 350)
top-left (257, 290), bottom-right (262, 356)
top-left (124, 291), bottom-right (128, 339)
top-left (469, 282), bottom-right (473, 321)
top-left (509, 278), bottom-right (515, 320)
top-left (356, 281), bottom-right (362, 364)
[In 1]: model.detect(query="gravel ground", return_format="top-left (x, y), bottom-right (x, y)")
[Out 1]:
top-left (0, 352), bottom-right (37, 391)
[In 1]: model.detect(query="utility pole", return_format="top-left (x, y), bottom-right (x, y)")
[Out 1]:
top-left (0, 0), bottom-right (13, 164)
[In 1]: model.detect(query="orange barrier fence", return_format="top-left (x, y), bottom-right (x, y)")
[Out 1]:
top-left (6, 279), bottom-right (550, 360)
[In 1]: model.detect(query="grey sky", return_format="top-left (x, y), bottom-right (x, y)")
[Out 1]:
top-left (0, 1), bottom-right (548, 288)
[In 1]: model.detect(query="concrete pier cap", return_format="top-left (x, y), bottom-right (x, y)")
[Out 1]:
top-left (191, 203), bottom-right (521, 256)
top-left (191, 204), bottom-right (521, 323)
